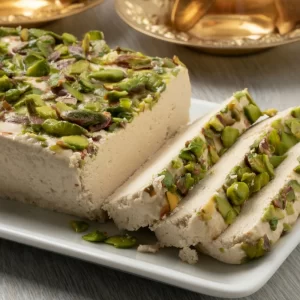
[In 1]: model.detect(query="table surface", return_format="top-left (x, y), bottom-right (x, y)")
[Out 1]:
top-left (1, 1), bottom-right (300, 300)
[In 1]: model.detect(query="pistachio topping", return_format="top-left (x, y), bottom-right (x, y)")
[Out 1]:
top-left (212, 109), bottom-right (300, 223)
top-left (0, 26), bottom-right (184, 157)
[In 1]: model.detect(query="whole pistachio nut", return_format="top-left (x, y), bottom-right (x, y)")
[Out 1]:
top-left (104, 235), bottom-right (137, 249)
top-left (226, 182), bottom-right (250, 206)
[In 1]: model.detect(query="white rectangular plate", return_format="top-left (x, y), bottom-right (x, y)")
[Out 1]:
top-left (0, 99), bottom-right (299, 298)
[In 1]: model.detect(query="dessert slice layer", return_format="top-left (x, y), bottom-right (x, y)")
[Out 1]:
top-left (198, 143), bottom-right (300, 264)
top-left (0, 27), bottom-right (191, 220)
top-left (104, 90), bottom-right (265, 230)
top-left (153, 107), bottom-right (300, 247)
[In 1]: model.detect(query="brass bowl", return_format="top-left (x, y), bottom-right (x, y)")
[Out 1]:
top-left (0, 0), bottom-right (104, 27)
top-left (115, 0), bottom-right (300, 55)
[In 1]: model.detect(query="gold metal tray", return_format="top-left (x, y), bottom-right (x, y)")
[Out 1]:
top-left (115, 0), bottom-right (300, 55)
top-left (0, 0), bottom-right (104, 27)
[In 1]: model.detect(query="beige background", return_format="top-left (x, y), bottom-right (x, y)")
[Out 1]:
top-left (1, 1), bottom-right (300, 299)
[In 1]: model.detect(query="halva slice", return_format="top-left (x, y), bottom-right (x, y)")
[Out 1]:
top-left (198, 142), bottom-right (300, 264)
top-left (104, 90), bottom-right (266, 230)
top-left (0, 27), bottom-right (190, 220)
top-left (154, 107), bottom-right (300, 247)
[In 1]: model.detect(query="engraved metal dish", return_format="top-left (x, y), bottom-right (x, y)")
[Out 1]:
top-left (0, 0), bottom-right (104, 27)
top-left (115, 0), bottom-right (300, 55)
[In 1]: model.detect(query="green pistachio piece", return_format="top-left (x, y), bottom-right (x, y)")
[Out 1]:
top-left (214, 195), bottom-right (237, 224)
top-left (283, 223), bottom-right (292, 232)
top-left (5, 89), bottom-right (21, 103)
top-left (104, 235), bottom-right (137, 249)
top-left (247, 153), bottom-right (265, 173)
top-left (289, 180), bottom-right (300, 193)
top-left (226, 182), bottom-right (250, 206)
top-left (69, 60), bottom-right (89, 75)
top-left (37, 35), bottom-right (55, 57)
top-left (70, 220), bottom-right (89, 233)
top-left (83, 102), bottom-right (101, 112)
top-left (171, 158), bottom-right (183, 169)
top-left (244, 104), bottom-right (262, 124)
top-left (294, 165), bottom-right (300, 174)
top-left (36, 106), bottom-right (58, 119)
top-left (240, 172), bottom-right (256, 187)
top-left (291, 107), bottom-right (300, 118)
top-left (251, 172), bottom-right (270, 193)
top-left (233, 90), bottom-right (248, 101)
top-left (106, 90), bottom-right (128, 103)
top-left (159, 169), bottom-right (174, 190)
top-left (262, 204), bottom-right (285, 222)
top-left (89, 69), bottom-right (126, 83)
top-left (179, 149), bottom-right (196, 162)
top-left (62, 32), bottom-right (77, 45)
top-left (237, 167), bottom-right (252, 180)
top-left (187, 137), bottom-right (206, 158)
top-left (0, 27), bottom-right (18, 37)
top-left (42, 119), bottom-right (87, 136)
top-left (26, 59), bottom-right (50, 77)
top-left (221, 126), bottom-right (240, 148)
top-left (82, 230), bottom-right (107, 242)
top-left (241, 236), bottom-right (270, 260)
top-left (55, 102), bottom-right (74, 113)
top-left (57, 135), bottom-right (89, 151)
top-left (208, 145), bottom-right (220, 164)
top-left (60, 109), bottom-right (110, 128)
top-left (262, 154), bottom-right (275, 178)
top-left (263, 108), bottom-right (278, 117)
top-left (119, 98), bottom-right (132, 109)
top-left (290, 119), bottom-right (300, 139)
top-left (184, 173), bottom-right (195, 190)
top-left (286, 202), bottom-right (295, 215)
top-left (0, 75), bottom-right (13, 92)
top-left (86, 30), bottom-right (104, 40)
top-left (269, 155), bottom-right (287, 168)
top-left (268, 129), bottom-right (281, 149)
top-left (82, 32), bottom-right (90, 55)
top-left (25, 94), bottom-right (45, 107)
top-left (209, 116), bottom-right (225, 132)
top-left (62, 83), bottom-right (84, 101)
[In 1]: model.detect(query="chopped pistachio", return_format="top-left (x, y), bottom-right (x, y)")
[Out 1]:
top-left (290, 119), bottom-right (300, 139)
top-left (166, 191), bottom-right (179, 212)
top-left (269, 155), bottom-right (287, 168)
top-left (286, 202), bottom-right (295, 215)
top-left (251, 172), bottom-right (270, 193)
top-left (263, 108), bottom-right (277, 117)
top-left (62, 32), bottom-right (77, 45)
top-left (0, 75), bottom-right (13, 92)
top-left (104, 235), bottom-right (137, 249)
top-left (226, 182), bottom-right (250, 206)
top-left (82, 230), bottom-right (107, 242)
top-left (221, 126), bottom-right (239, 148)
top-left (262, 154), bottom-right (275, 178)
top-left (244, 104), bottom-right (262, 124)
top-left (26, 59), bottom-right (50, 77)
top-left (62, 83), bottom-right (84, 101)
top-left (283, 223), bottom-right (292, 232)
top-left (246, 153), bottom-right (265, 173)
top-left (214, 195), bottom-right (237, 225)
top-left (70, 220), bottom-right (89, 233)
top-left (36, 106), bottom-right (58, 119)
top-left (89, 69), bottom-right (125, 82)
top-left (171, 158), bottom-right (183, 169)
top-left (291, 107), bottom-right (300, 118)
top-left (159, 169), bottom-right (174, 191)
top-left (57, 135), bottom-right (89, 151)
top-left (209, 116), bottom-right (224, 132)
top-left (294, 165), bottom-right (300, 174)
top-left (69, 60), bottom-right (89, 75)
top-left (242, 236), bottom-right (270, 260)
top-left (42, 119), bottom-right (87, 136)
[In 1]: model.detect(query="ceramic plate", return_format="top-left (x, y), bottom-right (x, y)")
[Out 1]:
top-left (0, 99), bottom-right (299, 298)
